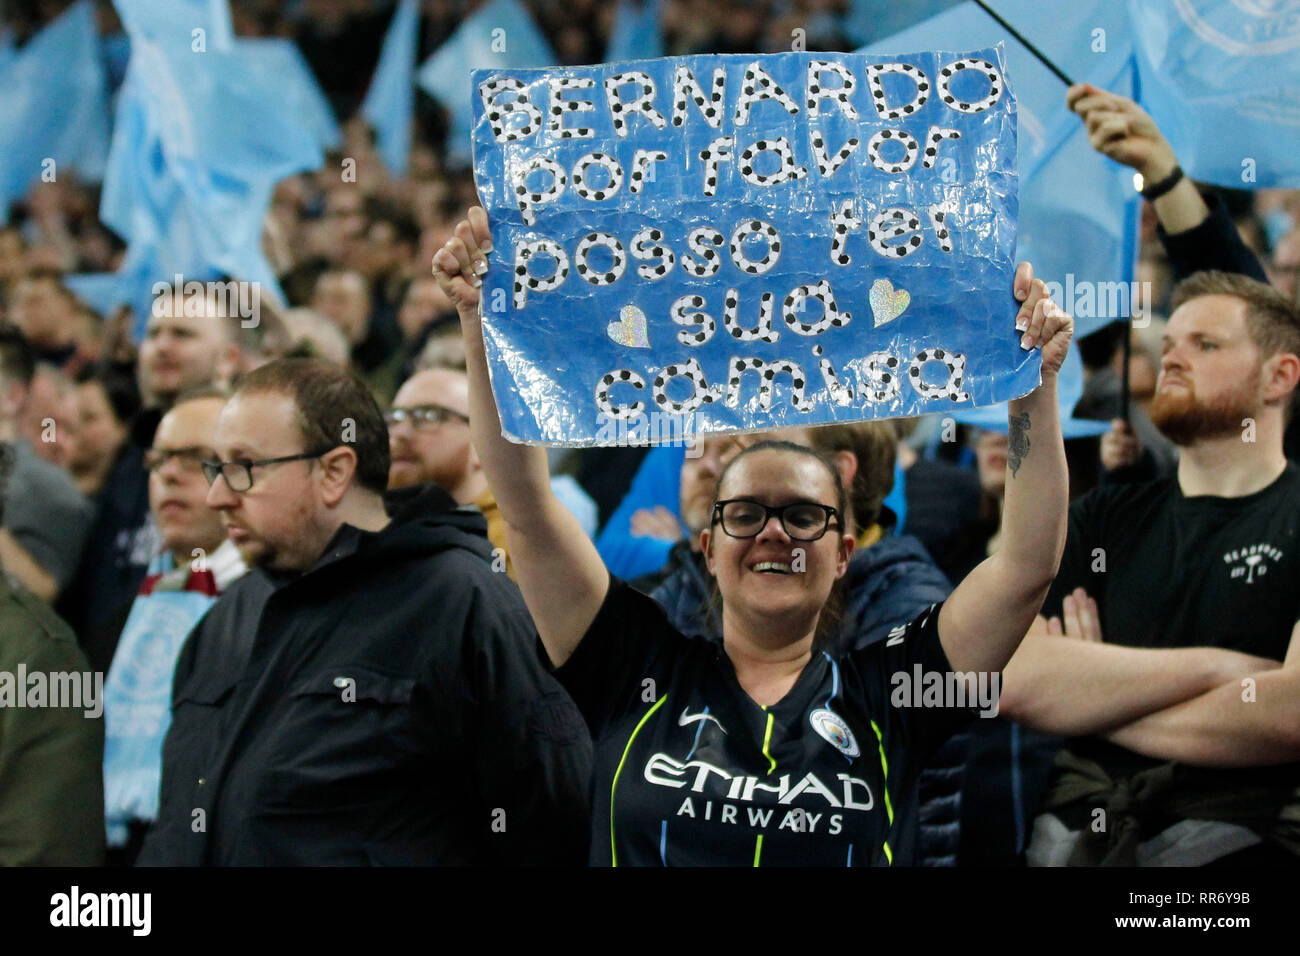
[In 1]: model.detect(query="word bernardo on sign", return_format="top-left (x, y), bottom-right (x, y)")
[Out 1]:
top-left (472, 49), bottom-right (1035, 445)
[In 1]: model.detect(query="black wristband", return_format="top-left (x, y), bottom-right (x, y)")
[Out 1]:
top-left (1140, 164), bottom-right (1184, 201)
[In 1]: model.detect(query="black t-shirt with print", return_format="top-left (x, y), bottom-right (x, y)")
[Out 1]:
top-left (554, 576), bottom-right (978, 866)
top-left (1044, 462), bottom-right (1300, 787)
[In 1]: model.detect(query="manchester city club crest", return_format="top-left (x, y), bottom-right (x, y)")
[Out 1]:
top-left (810, 708), bottom-right (860, 758)
top-left (1175, 0), bottom-right (1300, 56)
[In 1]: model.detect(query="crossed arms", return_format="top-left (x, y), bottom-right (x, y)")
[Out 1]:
top-left (999, 593), bottom-right (1300, 768)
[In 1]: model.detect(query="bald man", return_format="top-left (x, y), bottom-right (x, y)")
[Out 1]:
top-left (103, 389), bottom-right (246, 863)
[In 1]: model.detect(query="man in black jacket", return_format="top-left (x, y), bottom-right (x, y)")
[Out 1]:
top-left (138, 359), bottom-right (591, 865)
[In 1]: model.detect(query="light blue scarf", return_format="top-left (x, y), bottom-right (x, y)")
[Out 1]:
top-left (102, 552), bottom-right (220, 847)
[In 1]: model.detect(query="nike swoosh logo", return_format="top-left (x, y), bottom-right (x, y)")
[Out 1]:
top-left (679, 707), bottom-right (727, 734)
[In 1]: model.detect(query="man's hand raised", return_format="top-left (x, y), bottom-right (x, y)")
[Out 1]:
top-left (1066, 82), bottom-right (1178, 183)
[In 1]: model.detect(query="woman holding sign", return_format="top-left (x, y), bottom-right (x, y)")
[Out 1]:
top-left (434, 206), bottom-right (1073, 866)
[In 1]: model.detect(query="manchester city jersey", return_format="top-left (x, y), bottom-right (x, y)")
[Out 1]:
top-left (555, 576), bottom-right (977, 866)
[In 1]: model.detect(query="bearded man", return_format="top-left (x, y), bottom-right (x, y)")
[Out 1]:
top-left (999, 270), bottom-right (1300, 867)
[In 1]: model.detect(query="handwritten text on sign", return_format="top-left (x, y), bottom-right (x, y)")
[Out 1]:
top-left (472, 49), bottom-right (1033, 445)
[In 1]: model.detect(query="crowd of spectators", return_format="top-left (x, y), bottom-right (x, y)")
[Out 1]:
top-left (1, 0), bottom-right (1299, 867)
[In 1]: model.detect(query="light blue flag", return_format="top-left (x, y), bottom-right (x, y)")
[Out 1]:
top-left (0, 21), bottom-right (15, 71)
top-left (95, 10), bottom-right (326, 334)
top-left (873, 1), bottom-right (1136, 433)
top-left (362, 0), bottom-right (420, 175)
top-left (417, 0), bottom-right (556, 168)
top-left (114, 0), bottom-right (233, 53)
top-left (1129, 0), bottom-right (1300, 189)
top-left (843, 0), bottom-right (963, 49)
top-left (0, 2), bottom-right (110, 221)
top-left (101, 32), bottom-right (132, 90)
top-left (103, 38), bottom-right (322, 250)
top-left (65, 270), bottom-right (130, 319)
top-left (239, 38), bottom-right (342, 151)
top-left (606, 0), bottom-right (664, 63)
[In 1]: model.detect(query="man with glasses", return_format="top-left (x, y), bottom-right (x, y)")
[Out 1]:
top-left (387, 368), bottom-right (476, 499)
top-left (138, 359), bottom-right (591, 865)
top-left (102, 388), bottom-right (247, 865)
top-left (386, 366), bottom-right (511, 574)
top-left (386, 366), bottom-right (597, 578)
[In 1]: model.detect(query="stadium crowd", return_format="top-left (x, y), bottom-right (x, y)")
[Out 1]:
top-left (1, 0), bottom-right (1299, 867)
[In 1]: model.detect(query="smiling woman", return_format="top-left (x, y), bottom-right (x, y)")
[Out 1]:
top-left (434, 205), bottom-right (1074, 866)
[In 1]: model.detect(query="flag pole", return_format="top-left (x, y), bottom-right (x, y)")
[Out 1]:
top-left (972, 0), bottom-right (1074, 86)
top-left (1120, 320), bottom-right (1132, 423)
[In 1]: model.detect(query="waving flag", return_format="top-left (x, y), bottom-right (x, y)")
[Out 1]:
top-left (114, 0), bottom-right (233, 52)
top-left (843, 0), bottom-right (963, 48)
top-left (362, 0), bottom-right (421, 175)
top-left (417, 0), bottom-right (556, 168)
top-left (1130, 0), bottom-right (1300, 189)
top-left (605, 0), bottom-right (664, 63)
top-left (0, 1), bottom-right (110, 221)
top-left (90, 3), bottom-right (326, 332)
top-left (239, 38), bottom-right (342, 152)
top-left (0, 22), bottom-right (15, 71)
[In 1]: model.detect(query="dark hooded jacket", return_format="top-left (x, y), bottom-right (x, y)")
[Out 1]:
top-left (138, 484), bottom-right (591, 866)
top-left (643, 527), bottom-right (966, 866)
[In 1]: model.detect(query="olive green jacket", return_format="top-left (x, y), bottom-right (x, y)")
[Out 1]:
top-left (0, 572), bottom-right (105, 865)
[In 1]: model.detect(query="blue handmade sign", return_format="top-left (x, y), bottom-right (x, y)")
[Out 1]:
top-left (472, 48), bottom-right (1032, 445)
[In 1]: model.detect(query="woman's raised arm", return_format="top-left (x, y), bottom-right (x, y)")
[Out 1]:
top-left (433, 207), bottom-right (610, 668)
top-left (938, 262), bottom-right (1073, 675)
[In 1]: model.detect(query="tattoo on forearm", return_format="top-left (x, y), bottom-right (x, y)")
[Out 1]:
top-left (1008, 412), bottom-right (1030, 477)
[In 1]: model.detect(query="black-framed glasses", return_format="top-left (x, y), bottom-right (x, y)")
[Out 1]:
top-left (383, 404), bottom-right (470, 429)
top-left (201, 448), bottom-right (336, 493)
top-left (144, 446), bottom-right (214, 474)
top-left (711, 499), bottom-right (841, 542)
